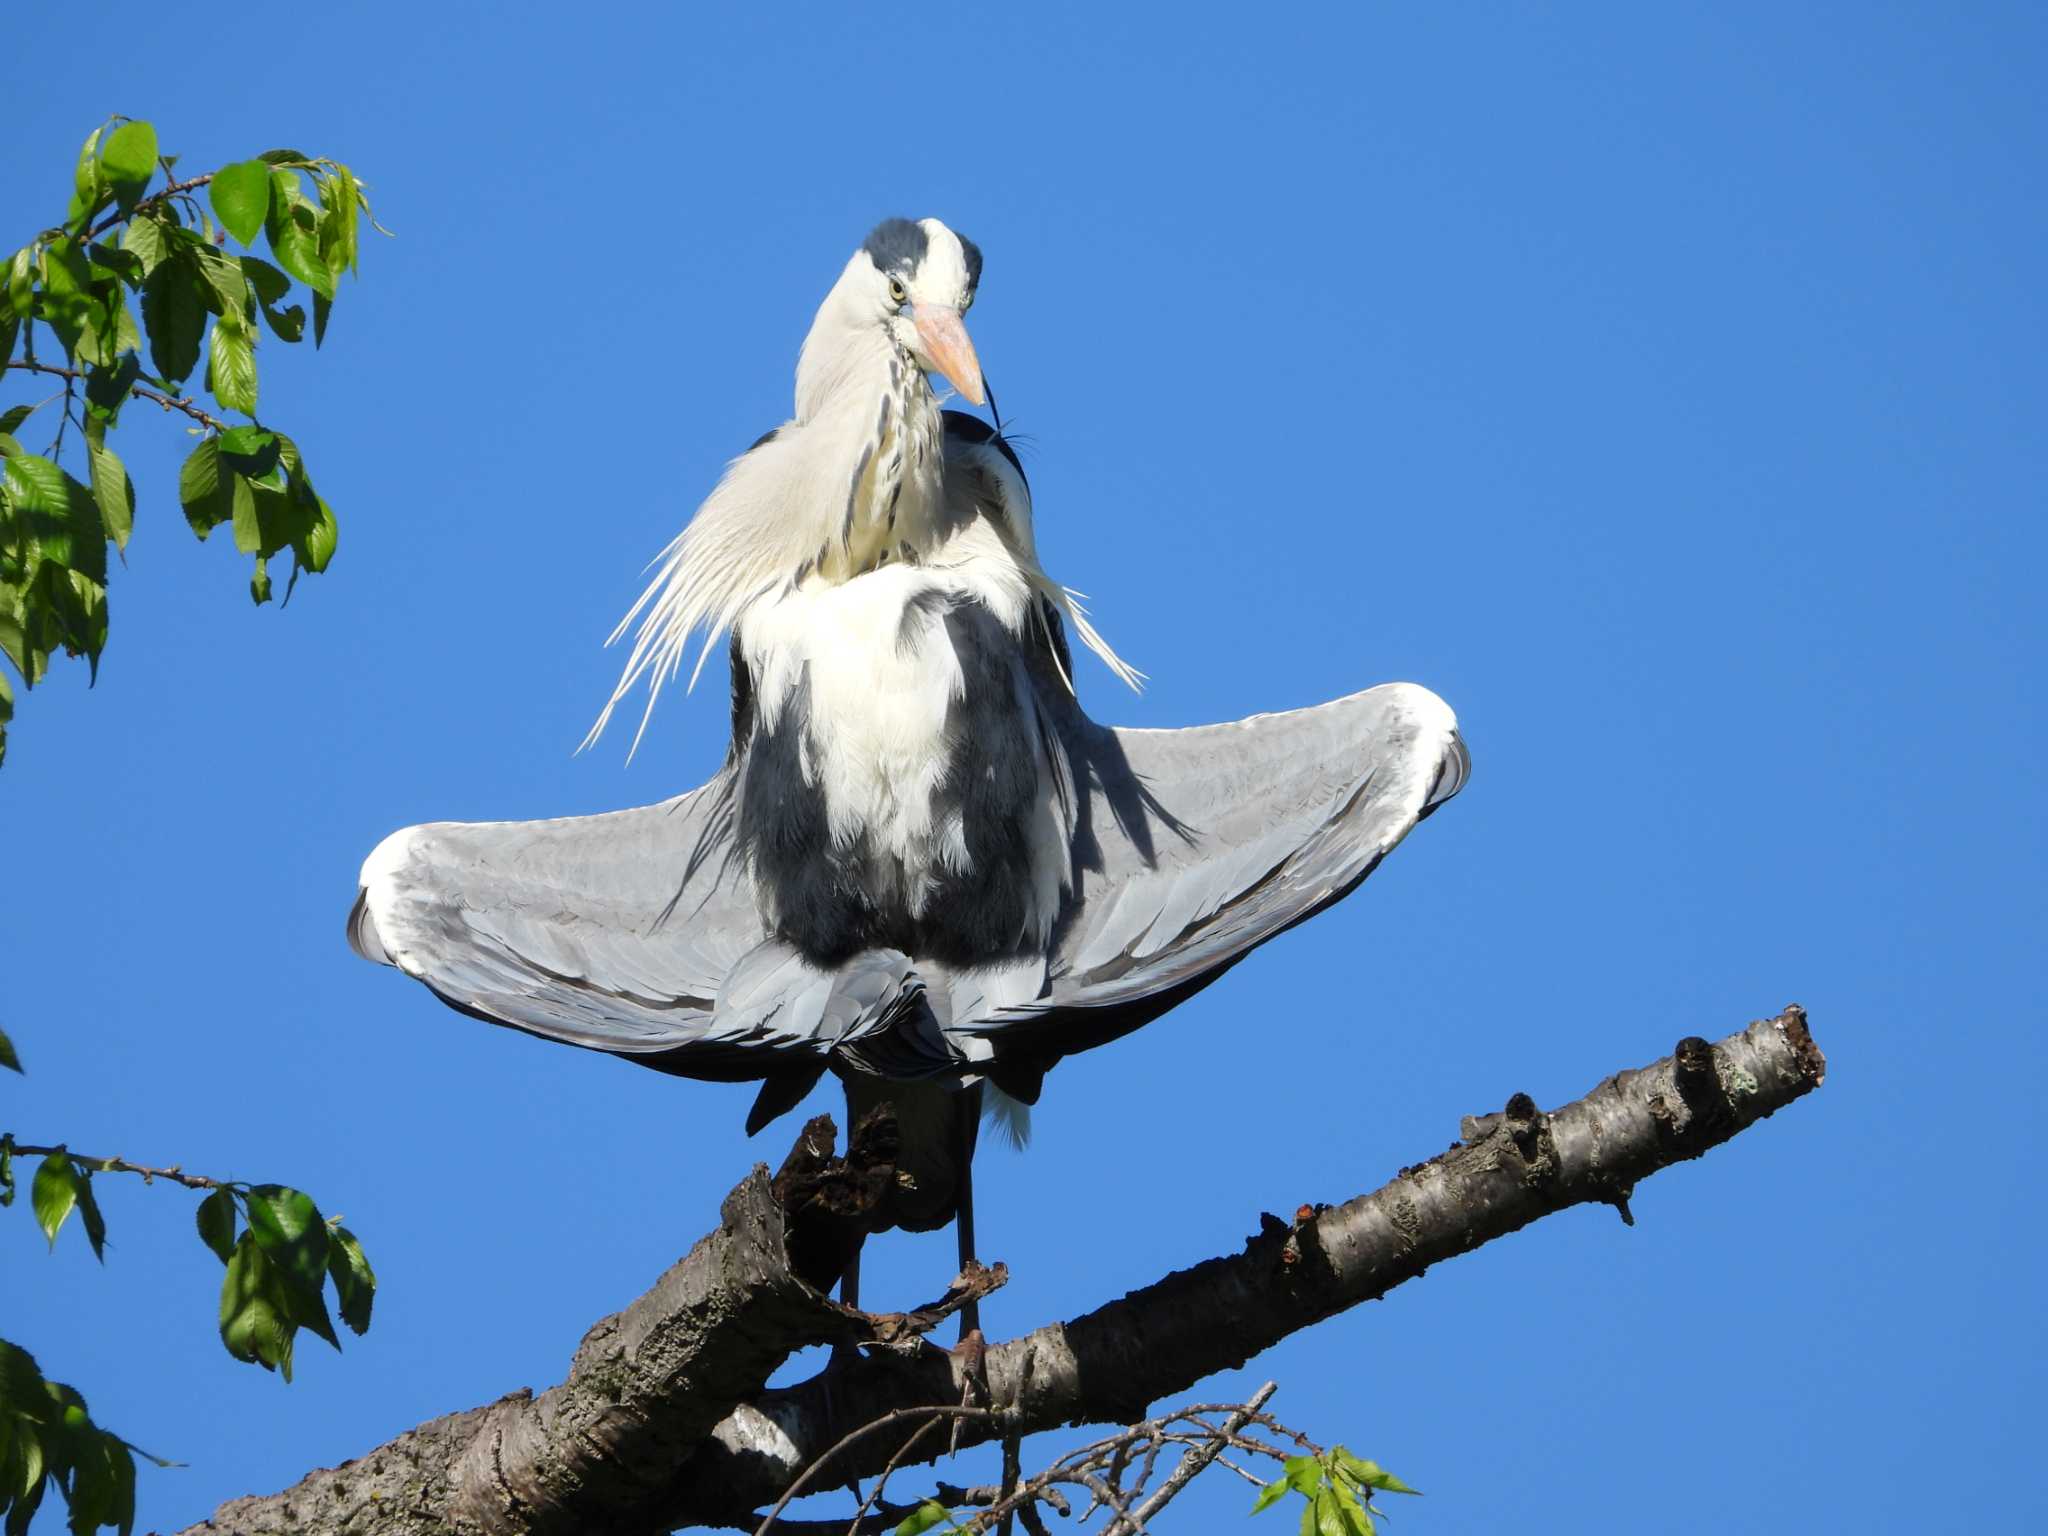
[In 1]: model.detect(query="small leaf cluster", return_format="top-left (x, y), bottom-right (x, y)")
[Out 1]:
top-left (0, 117), bottom-right (380, 766)
top-left (197, 1184), bottom-right (376, 1383)
top-left (1250, 1447), bottom-right (1419, 1536)
top-left (0, 1339), bottom-right (171, 1536)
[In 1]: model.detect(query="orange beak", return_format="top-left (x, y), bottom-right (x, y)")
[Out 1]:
top-left (912, 304), bottom-right (986, 406)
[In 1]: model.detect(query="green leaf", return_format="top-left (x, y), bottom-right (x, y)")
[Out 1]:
top-left (217, 425), bottom-right (279, 479)
top-left (301, 496), bottom-right (338, 573)
top-left (1313, 1486), bottom-right (1352, 1536)
top-left (1251, 1478), bottom-right (1295, 1515)
top-left (119, 214), bottom-right (167, 276)
top-left (84, 354), bottom-right (141, 428)
top-left (0, 404), bottom-right (39, 437)
top-left (140, 254), bottom-right (206, 384)
top-left (208, 161), bottom-right (272, 247)
top-left (5, 247), bottom-right (33, 320)
top-left (326, 1227), bottom-right (376, 1334)
top-left (68, 126), bottom-right (106, 228)
top-left (264, 172), bottom-right (334, 300)
top-left (1284, 1457), bottom-right (1323, 1496)
top-left (219, 1233), bottom-right (295, 1379)
top-left (240, 257), bottom-right (305, 343)
top-left (178, 437), bottom-right (222, 535)
top-left (195, 1188), bottom-right (237, 1264)
top-left (31, 1156), bottom-right (77, 1247)
top-left (1332, 1452), bottom-right (1418, 1496)
top-left (99, 121), bottom-right (158, 206)
top-left (893, 1500), bottom-right (954, 1536)
top-left (317, 167), bottom-right (360, 284)
top-left (74, 1169), bottom-right (108, 1261)
top-left (311, 291), bottom-right (333, 347)
top-left (0, 1025), bottom-right (19, 1073)
top-left (232, 482), bottom-right (264, 557)
top-left (250, 556), bottom-right (271, 604)
top-left (1328, 1473), bottom-right (1374, 1536)
top-left (188, 243), bottom-right (251, 320)
top-left (207, 317), bottom-right (257, 416)
top-left (244, 1185), bottom-right (330, 1297)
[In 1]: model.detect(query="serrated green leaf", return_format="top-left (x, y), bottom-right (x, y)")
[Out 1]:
top-left (84, 353), bottom-right (142, 428)
top-left (178, 438), bottom-right (222, 535)
top-left (264, 172), bottom-right (333, 300)
top-left (217, 426), bottom-right (279, 478)
top-left (301, 495), bottom-right (338, 573)
top-left (196, 1187), bottom-right (237, 1264)
top-left (0, 1026), bottom-right (19, 1073)
top-left (209, 161), bottom-right (272, 248)
top-left (893, 1500), bottom-right (953, 1536)
top-left (5, 247), bottom-right (33, 321)
top-left (119, 214), bottom-right (167, 276)
top-left (100, 121), bottom-right (157, 205)
top-left (231, 478), bottom-right (262, 556)
top-left (1284, 1456), bottom-right (1323, 1495)
top-left (1328, 1471), bottom-right (1374, 1536)
top-left (1251, 1477), bottom-right (1294, 1515)
top-left (257, 149), bottom-right (313, 166)
top-left (207, 317), bottom-right (257, 416)
top-left (240, 257), bottom-right (305, 343)
top-left (140, 254), bottom-right (206, 384)
top-left (326, 1227), bottom-right (376, 1334)
top-left (245, 1185), bottom-right (330, 1297)
top-left (219, 1234), bottom-right (295, 1378)
top-left (317, 167), bottom-right (360, 284)
top-left (87, 441), bottom-right (134, 552)
top-left (68, 127), bottom-right (106, 228)
top-left (1332, 1451), bottom-right (1418, 1496)
top-left (31, 1156), bottom-right (77, 1248)
top-left (1298, 1491), bottom-right (1318, 1536)
top-left (188, 244), bottom-right (250, 320)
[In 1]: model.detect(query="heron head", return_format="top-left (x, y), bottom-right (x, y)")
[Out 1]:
top-left (862, 217), bottom-right (985, 407)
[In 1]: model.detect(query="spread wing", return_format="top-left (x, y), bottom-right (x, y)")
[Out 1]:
top-left (952, 680), bottom-right (1469, 1085)
top-left (347, 774), bottom-right (922, 1081)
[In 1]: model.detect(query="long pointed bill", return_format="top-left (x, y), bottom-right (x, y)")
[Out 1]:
top-left (913, 304), bottom-right (985, 406)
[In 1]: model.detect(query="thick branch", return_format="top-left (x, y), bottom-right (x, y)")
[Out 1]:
top-left (177, 1007), bottom-right (1824, 1536)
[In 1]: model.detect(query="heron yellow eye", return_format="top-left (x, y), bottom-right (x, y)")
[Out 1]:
top-left (888, 278), bottom-right (907, 306)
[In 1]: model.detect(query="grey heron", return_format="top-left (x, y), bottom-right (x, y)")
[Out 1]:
top-left (348, 217), bottom-right (1468, 1335)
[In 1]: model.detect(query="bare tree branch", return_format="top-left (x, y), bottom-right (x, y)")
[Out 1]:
top-left (177, 1007), bottom-right (1824, 1536)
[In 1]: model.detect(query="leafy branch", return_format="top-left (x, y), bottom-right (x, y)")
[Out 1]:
top-left (0, 1338), bottom-right (175, 1536)
top-left (0, 115), bottom-right (386, 767)
top-left (0, 1134), bottom-right (378, 1383)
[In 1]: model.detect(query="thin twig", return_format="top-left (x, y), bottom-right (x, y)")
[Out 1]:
top-left (754, 1406), bottom-right (995, 1536)
top-left (4, 358), bottom-right (226, 436)
top-left (1132, 1382), bottom-right (1277, 1526)
top-left (2, 1142), bottom-right (229, 1191)
top-left (81, 174), bottom-right (217, 243)
top-left (841, 1415), bottom-right (944, 1536)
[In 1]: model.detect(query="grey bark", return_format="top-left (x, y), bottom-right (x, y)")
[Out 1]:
top-left (180, 1007), bottom-right (1825, 1536)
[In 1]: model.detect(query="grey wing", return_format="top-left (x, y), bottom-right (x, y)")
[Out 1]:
top-left (347, 771), bottom-right (918, 1081)
top-left (957, 681), bottom-right (1470, 1072)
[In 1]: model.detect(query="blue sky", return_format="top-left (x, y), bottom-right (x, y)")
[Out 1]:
top-left (5, 4), bottom-right (2042, 1530)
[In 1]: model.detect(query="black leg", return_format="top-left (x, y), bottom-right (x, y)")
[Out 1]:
top-left (955, 1083), bottom-right (983, 1341)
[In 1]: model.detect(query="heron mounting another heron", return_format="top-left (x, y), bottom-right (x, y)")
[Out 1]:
top-left (348, 216), bottom-right (1468, 1339)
